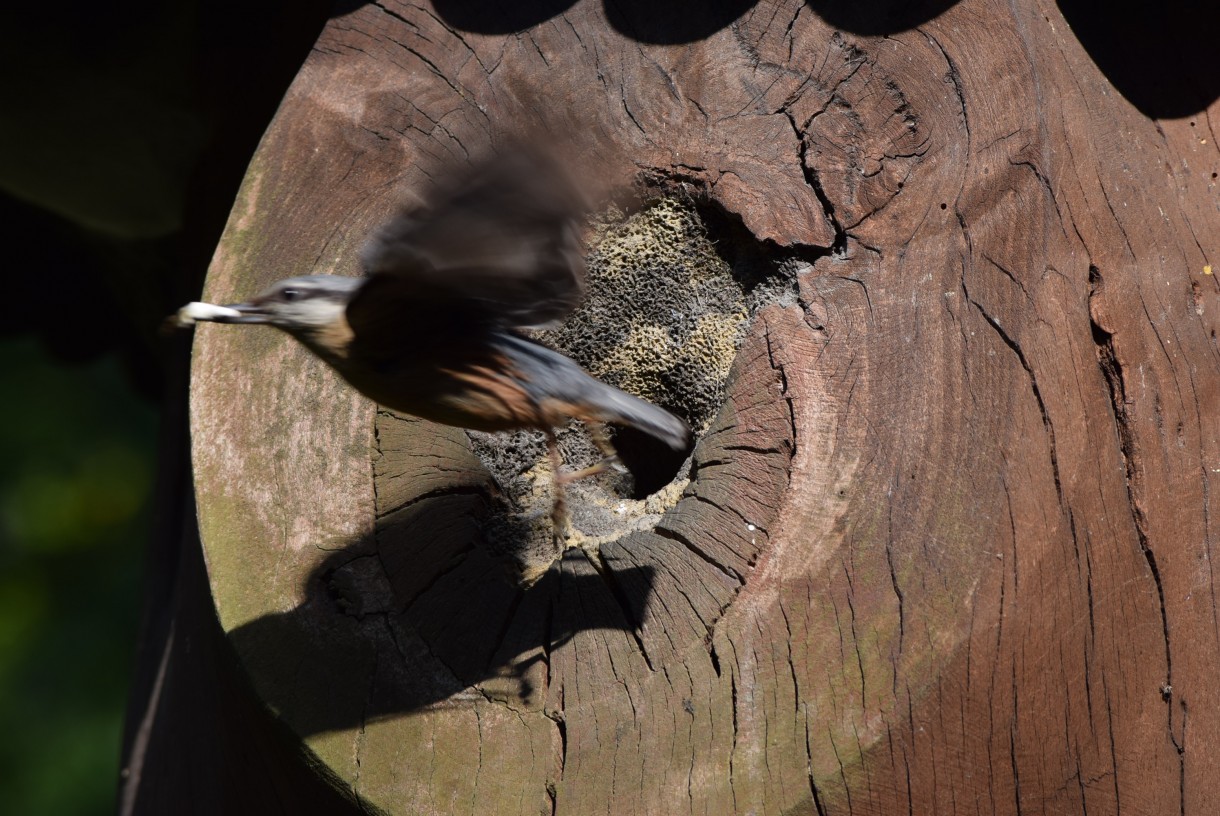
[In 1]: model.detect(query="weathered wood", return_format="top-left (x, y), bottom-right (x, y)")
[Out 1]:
top-left (189, 1), bottom-right (1219, 813)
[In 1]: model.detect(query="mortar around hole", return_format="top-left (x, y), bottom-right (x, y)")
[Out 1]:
top-left (468, 187), bottom-right (804, 580)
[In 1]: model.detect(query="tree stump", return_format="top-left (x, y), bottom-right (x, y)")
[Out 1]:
top-left (187, 1), bottom-right (1219, 813)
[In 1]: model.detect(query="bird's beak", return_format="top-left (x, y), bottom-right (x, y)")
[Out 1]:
top-left (164, 300), bottom-right (272, 332)
top-left (215, 302), bottom-right (274, 324)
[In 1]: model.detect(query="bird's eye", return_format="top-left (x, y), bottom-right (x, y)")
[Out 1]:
top-left (281, 288), bottom-right (301, 302)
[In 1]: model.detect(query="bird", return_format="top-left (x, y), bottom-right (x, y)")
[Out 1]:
top-left (172, 152), bottom-right (691, 533)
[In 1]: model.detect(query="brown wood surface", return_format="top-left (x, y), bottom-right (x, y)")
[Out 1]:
top-left (188, 1), bottom-right (1219, 813)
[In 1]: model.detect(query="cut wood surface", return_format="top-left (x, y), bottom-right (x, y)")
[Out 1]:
top-left (189, 1), bottom-right (1219, 813)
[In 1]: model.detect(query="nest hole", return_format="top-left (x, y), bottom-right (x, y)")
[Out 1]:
top-left (471, 186), bottom-right (803, 570)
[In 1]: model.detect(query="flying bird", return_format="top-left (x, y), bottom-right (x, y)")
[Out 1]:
top-left (172, 152), bottom-right (691, 532)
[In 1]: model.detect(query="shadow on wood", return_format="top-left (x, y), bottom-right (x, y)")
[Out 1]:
top-left (427, 0), bottom-right (760, 43)
top-left (228, 518), bottom-right (658, 737)
top-left (1056, 0), bottom-right (1220, 117)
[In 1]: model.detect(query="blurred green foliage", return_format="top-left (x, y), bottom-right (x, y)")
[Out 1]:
top-left (0, 338), bottom-right (156, 814)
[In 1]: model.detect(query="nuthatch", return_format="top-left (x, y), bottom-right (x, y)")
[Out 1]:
top-left (172, 152), bottom-right (691, 530)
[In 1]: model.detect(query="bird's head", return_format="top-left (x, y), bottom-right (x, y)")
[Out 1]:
top-left (216, 275), bottom-right (363, 331)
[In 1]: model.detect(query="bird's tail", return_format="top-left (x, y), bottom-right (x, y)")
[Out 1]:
top-left (574, 380), bottom-right (691, 451)
top-left (501, 334), bottom-right (692, 450)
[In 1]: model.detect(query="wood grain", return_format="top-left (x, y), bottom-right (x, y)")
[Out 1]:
top-left (189, 1), bottom-right (1220, 813)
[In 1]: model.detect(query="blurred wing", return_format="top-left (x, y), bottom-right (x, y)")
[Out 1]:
top-left (351, 152), bottom-right (586, 339)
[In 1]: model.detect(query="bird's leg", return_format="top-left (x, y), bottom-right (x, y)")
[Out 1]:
top-left (546, 430), bottom-right (569, 542)
top-left (589, 421), bottom-right (626, 473)
top-left (546, 425), bottom-right (627, 583)
top-left (555, 422), bottom-right (623, 485)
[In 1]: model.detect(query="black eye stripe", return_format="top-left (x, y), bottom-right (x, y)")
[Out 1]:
top-left (281, 288), bottom-right (303, 302)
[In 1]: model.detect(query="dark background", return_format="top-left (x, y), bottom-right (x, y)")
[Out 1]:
top-left (0, 2), bottom-right (329, 811)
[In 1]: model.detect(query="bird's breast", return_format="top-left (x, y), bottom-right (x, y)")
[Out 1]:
top-left (335, 335), bottom-right (548, 433)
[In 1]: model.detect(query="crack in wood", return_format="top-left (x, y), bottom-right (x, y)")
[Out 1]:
top-left (651, 524), bottom-right (745, 587)
top-left (804, 703), bottom-right (829, 816)
top-left (1010, 664), bottom-right (1025, 816)
top-left (922, 28), bottom-right (969, 144)
top-left (884, 486), bottom-right (907, 666)
top-left (962, 275), bottom-right (1065, 507)
top-left (782, 109), bottom-right (848, 257)
top-left (583, 547), bottom-right (656, 672)
top-left (728, 663), bottom-right (740, 814)
top-left (841, 556), bottom-right (869, 709)
top-left (1068, 509), bottom-right (1098, 730)
top-left (1088, 265), bottom-right (1180, 806)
